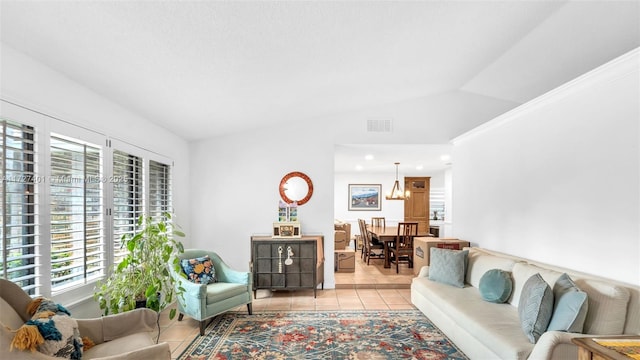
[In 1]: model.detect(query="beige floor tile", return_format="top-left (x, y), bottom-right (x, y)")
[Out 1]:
top-left (158, 324), bottom-right (199, 342)
top-left (339, 303), bottom-right (365, 310)
top-left (363, 303), bottom-right (390, 310)
top-left (388, 304), bottom-right (416, 310)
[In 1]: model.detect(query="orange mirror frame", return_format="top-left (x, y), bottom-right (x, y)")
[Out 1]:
top-left (279, 171), bottom-right (313, 205)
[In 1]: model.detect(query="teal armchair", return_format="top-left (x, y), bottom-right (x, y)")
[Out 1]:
top-left (169, 249), bottom-right (253, 335)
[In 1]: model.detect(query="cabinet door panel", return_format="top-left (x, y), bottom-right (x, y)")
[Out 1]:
top-left (271, 274), bottom-right (285, 287)
top-left (256, 244), bottom-right (272, 258)
top-left (287, 273), bottom-right (301, 287)
top-left (257, 259), bottom-right (271, 273)
top-left (257, 273), bottom-right (271, 287)
top-left (299, 243), bottom-right (315, 258)
top-left (299, 273), bottom-right (314, 287)
top-left (300, 258), bottom-right (315, 272)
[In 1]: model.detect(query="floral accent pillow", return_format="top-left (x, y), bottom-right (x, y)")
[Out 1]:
top-left (181, 255), bottom-right (216, 284)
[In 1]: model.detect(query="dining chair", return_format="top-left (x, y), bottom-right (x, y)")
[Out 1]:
top-left (358, 218), bottom-right (384, 265)
top-left (371, 217), bottom-right (386, 228)
top-left (389, 222), bottom-right (419, 273)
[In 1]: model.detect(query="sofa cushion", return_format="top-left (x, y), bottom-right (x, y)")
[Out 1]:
top-left (576, 278), bottom-right (630, 335)
top-left (480, 269), bottom-right (513, 303)
top-left (510, 263), bottom-right (563, 307)
top-left (547, 273), bottom-right (588, 333)
top-left (412, 277), bottom-right (534, 359)
top-left (518, 273), bottom-right (554, 343)
top-left (466, 251), bottom-right (519, 289)
top-left (206, 282), bottom-right (249, 304)
top-left (83, 332), bottom-right (155, 360)
top-left (428, 248), bottom-right (468, 288)
top-left (181, 255), bottom-right (216, 284)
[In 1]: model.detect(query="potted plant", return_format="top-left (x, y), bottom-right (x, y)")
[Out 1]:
top-left (94, 213), bottom-right (185, 339)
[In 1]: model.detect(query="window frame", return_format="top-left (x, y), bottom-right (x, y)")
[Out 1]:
top-left (0, 101), bottom-right (175, 304)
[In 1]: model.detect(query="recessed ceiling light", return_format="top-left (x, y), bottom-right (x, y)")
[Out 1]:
top-left (355, 165), bottom-right (363, 171)
top-left (415, 165), bottom-right (424, 170)
top-left (364, 154), bottom-right (374, 161)
top-left (440, 154), bottom-right (451, 162)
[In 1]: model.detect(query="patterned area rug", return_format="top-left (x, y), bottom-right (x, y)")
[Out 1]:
top-left (177, 310), bottom-right (468, 359)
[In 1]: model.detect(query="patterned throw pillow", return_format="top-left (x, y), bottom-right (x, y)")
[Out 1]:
top-left (11, 297), bottom-right (84, 359)
top-left (518, 273), bottom-right (554, 343)
top-left (181, 255), bottom-right (216, 284)
top-left (428, 247), bottom-right (469, 288)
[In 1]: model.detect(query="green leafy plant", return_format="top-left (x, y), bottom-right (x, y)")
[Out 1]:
top-left (94, 213), bottom-right (185, 339)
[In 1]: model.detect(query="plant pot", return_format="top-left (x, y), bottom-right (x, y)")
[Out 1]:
top-left (135, 298), bottom-right (147, 309)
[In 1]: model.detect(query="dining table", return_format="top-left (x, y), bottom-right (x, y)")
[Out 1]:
top-left (367, 225), bottom-right (433, 268)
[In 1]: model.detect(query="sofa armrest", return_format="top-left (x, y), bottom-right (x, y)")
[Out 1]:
top-left (417, 266), bottom-right (429, 278)
top-left (77, 308), bottom-right (158, 343)
top-left (84, 342), bottom-right (170, 360)
top-left (529, 331), bottom-right (591, 360)
top-left (87, 343), bottom-right (171, 360)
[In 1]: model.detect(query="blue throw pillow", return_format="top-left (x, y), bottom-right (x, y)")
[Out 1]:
top-left (428, 248), bottom-right (469, 288)
top-left (547, 273), bottom-right (588, 333)
top-left (518, 273), bottom-right (554, 343)
top-left (181, 255), bottom-right (216, 284)
top-left (479, 269), bottom-right (513, 303)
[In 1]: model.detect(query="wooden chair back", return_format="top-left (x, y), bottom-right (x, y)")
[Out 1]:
top-left (358, 218), bottom-right (383, 264)
top-left (390, 222), bottom-right (419, 273)
top-left (371, 217), bottom-right (386, 228)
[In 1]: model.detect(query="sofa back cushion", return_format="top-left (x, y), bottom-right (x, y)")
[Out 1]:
top-left (466, 249), bottom-right (518, 289)
top-left (575, 278), bottom-right (630, 335)
top-left (510, 263), bottom-right (563, 307)
top-left (0, 297), bottom-right (23, 329)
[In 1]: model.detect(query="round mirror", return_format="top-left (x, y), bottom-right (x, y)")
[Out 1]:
top-left (279, 171), bottom-right (313, 205)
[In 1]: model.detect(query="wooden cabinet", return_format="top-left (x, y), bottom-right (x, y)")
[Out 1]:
top-left (250, 235), bottom-right (324, 298)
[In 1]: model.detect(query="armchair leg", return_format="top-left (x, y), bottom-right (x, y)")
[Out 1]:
top-left (199, 321), bottom-right (206, 336)
top-left (247, 303), bottom-right (253, 315)
top-left (178, 313), bottom-right (184, 321)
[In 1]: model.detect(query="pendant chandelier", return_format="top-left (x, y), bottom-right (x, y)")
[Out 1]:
top-left (385, 162), bottom-right (410, 200)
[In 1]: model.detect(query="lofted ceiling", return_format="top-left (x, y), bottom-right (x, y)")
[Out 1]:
top-left (1, 1), bottom-right (639, 173)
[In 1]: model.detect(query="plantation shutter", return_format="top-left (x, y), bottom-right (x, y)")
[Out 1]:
top-left (112, 150), bottom-right (143, 264)
top-left (430, 188), bottom-right (445, 221)
top-left (0, 120), bottom-right (39, 295)
top-left (148, 160), bottom-right (171, 220)
top-left (50, 135), bottom-right (104, 291)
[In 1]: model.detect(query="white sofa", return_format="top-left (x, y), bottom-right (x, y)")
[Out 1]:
top-left (411, 247), bottom-right (640, 360)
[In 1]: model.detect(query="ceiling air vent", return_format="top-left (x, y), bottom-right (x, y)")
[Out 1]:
top-left (367, 118), bottom-right (392, 133)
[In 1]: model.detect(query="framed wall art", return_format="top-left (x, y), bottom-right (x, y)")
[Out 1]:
top-left (348, 184), bottom-right (382, 211)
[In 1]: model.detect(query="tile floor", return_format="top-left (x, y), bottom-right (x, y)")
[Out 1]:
top-left (334, 247), bottom-right (416, 289)
top-left (159, 249), bottom-right (418, 359)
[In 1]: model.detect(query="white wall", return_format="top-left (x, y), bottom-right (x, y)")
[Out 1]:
top-left (189, 91), bottom-right (515, 288)
top-left (1, 43), bottom-right (191, 317)
top-left (452, 49), bottom-right (640, 285)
